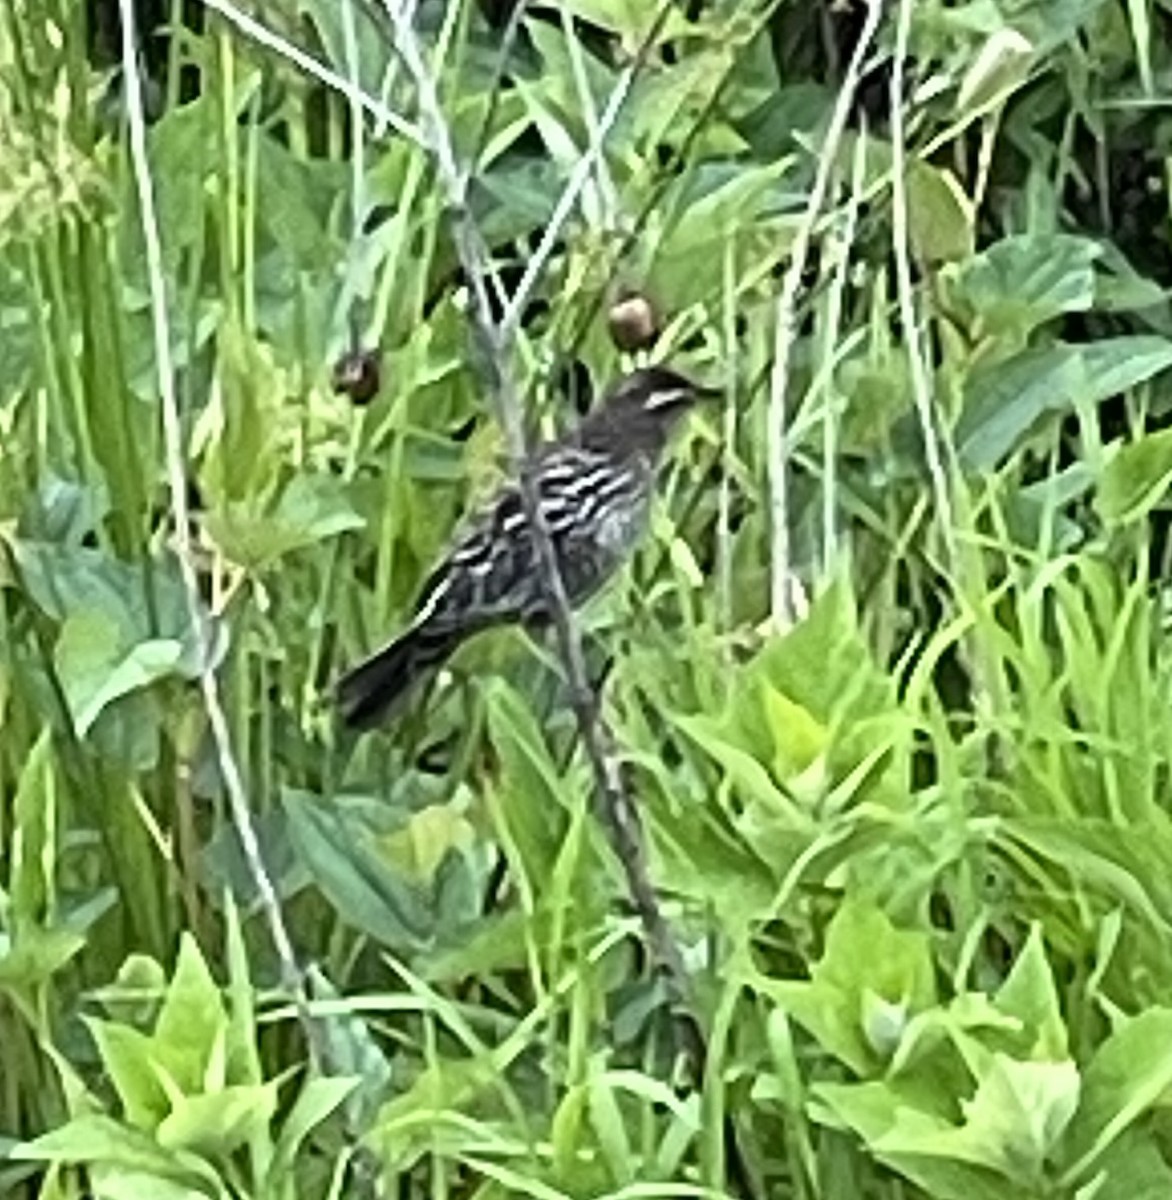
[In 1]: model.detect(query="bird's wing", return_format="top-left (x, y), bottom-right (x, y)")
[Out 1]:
top-left (410, 486), bottom-right (530, 629)
top-left (410, 445), bottom-right (643, 629)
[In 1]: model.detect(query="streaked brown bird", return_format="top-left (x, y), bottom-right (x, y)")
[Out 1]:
top-left (337, 365), bottom-right (717, 729)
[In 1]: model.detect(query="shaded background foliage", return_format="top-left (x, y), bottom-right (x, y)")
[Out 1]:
top-left (6, 0), bottom-right (1172, 1197)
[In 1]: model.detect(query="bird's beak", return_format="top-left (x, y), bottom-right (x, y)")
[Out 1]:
top-left (691, 382), bottom-right (722, 401)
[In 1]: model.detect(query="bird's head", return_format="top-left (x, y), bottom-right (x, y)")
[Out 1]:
top-left (576, 366), bottom-right (720, 458)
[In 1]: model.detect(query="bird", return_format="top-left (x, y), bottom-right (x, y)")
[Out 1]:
top-left (336, 365), bottom-right (719, 730)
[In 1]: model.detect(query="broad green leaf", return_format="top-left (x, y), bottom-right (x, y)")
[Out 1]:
top-left (301, 967), bottom-right (392, 1131)
top-left (755, 896), bottom-right (936, 1074)
top-left (812, 1080), bottom-right (1012, 1200)
top-left (1000, 818), bottom-right (1172, 932)
top-left (666, 162), bottom-right (791, 244)
top-left (153, 934), bottom-right (228, 1096)
top-left (204, 473), bottom-right (365, 570)
top-left (673, 709), bottom-right (807, 824)
top-left (12, 1115), bottom-right (217, 1189)
top-left (1070, 1126), bottom-right (1172, 1200)
top-left (85, 1168), bottom-right (218, 1200)
top-left (196, 321), bottom-right (285, 508)
top-left (156, 1082), bottom-right (280, 1157)
top-left (838, 348), bottom-right (915, 452)
top-left (0, 929), bottom-right (86, 992)
top-left (948, 234), bottom-right (1100, 338)
top-left (143, 96), bottom-right (216, 273)
top-left (86, 1020), bottom-right (169, 1131)
top-left (476, 159), bottom-right (561, 244)
top-left (649, 787), bottom-right (782, 923)
top-left (281, 789), bottom-right (438, 949)
top-left (8, 541), bottom-right (205, 676)
top-left (201, 809), bottom-right (305, 911)
top-left (270, 1075), bottom-right (360, 1174)
top-left (421, 909), bottom-right (536, 982)
top-left (955, 28), bottom-right (1035, 115)
top-left (735, 81), bottom-right (835, 162)
top-left (515, 79), bottom-right (587, 173)
top-left (849, 141), bottom-right (974, 264)
top-left (750, 577), bottom-right (891, 725)
top-left (1095, 428), bottom-right (1172, 523)
top-left (888, 993), bottom-right (1023, 1080)
top-left (995, 924), bottom-right (1068, 1060)
top-left (907, 161), bottom-right (974, 263)
top-left (55, 611), bottom-right (183, 735)
top-left (811, 1078), bottom-right (937, 1147)
top-left (760, 683), bottom-right (828, 781)
top-left (252, 137), bottom-right (346, 269)
top-left (630, 44), bottom-right (736, 153)
top-left (875, 1055), bottom-right (1080, 1182)
top-left (381, 803), bottom-right (477, 881)
top-left (17, 473), bottom-right (109, 545)
top-left (652, 162), bottom-right (792, 303)
top-left (930, 0), bottom-right (1106, 52)
top-left (1062, 1007), bottom-right (1172, 1178)
top-left (957, 337), bottom-right (1172, 469)
top-left (295, 0), bottom-right (394, 98)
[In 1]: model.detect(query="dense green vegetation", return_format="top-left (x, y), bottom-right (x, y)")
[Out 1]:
top-left (6, 0), bottom-right (1172, 1196)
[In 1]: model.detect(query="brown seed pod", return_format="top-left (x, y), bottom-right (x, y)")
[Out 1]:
top-left (607, 287), bottom-right (659, 352)
top-left (331, 347), bottom-right (382, 405)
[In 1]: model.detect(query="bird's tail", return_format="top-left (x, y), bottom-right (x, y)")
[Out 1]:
top-left (336, 622), bottom-right (464, 730)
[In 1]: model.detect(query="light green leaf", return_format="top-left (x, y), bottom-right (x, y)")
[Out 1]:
top-left (1096, 428), bottom-right (1172, 523)
top-left (12, 1115), bottom-right (218, 1189)
top-left (995, 923), bottom-right (1068, 1060)
top-left (554, 0), bottom-right (694, 42)
top-left (483, 679), bottom-right (575, 889)
top-left (196, 320), bottom-right (284, 508)
top-left (8, 730), bottom-right (55, 935)
top-left (157, 1083), bottom-right (280, 1157)
top-left (205, 473), bottom-right (365, 569)
top-left (9, 541), bottom-right (206, 677)
top-left (55, 611), bottom-right (182, 735)
top-left (875, 1055), bottom-right (1080, 1182)
top-left (86, 1168), bottom-right (218, 1200)
top-left (153, 934), bottom-right (228, 1096)
top-left (756, 896), bottom-right (936, 1074)
top-left (588, 1077), bottom-right (634, 1186)
top-left (1063, 1007), bottom-right (1172, 1180)
top-left (760, 684), bottom-right (828, 781)
top-left (812, 1080), bottom-right (1013, 1200)
top-left (958, 337), bottom-right (1172, 469)
top-left (86, 1019), bottom-right (169, 1131)
top-left (271, 1075), bottom-right (360, 1173)
top-left (0, 929), bottom-right (86, 992)
top-left (907, 162), bottom-right (974, 263)
top-left (949, 234), bottom-right (1100, 337)
top-left (672, 711), bottom-right (809, 827)
top-left (1070, 1126), bottom-right (1172, 1200)
top-left (955, 28), bottom-right (1035, 115)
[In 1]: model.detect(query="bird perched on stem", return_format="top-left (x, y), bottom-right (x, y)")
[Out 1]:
top-left (337, 365), bottom-right (718, 729)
